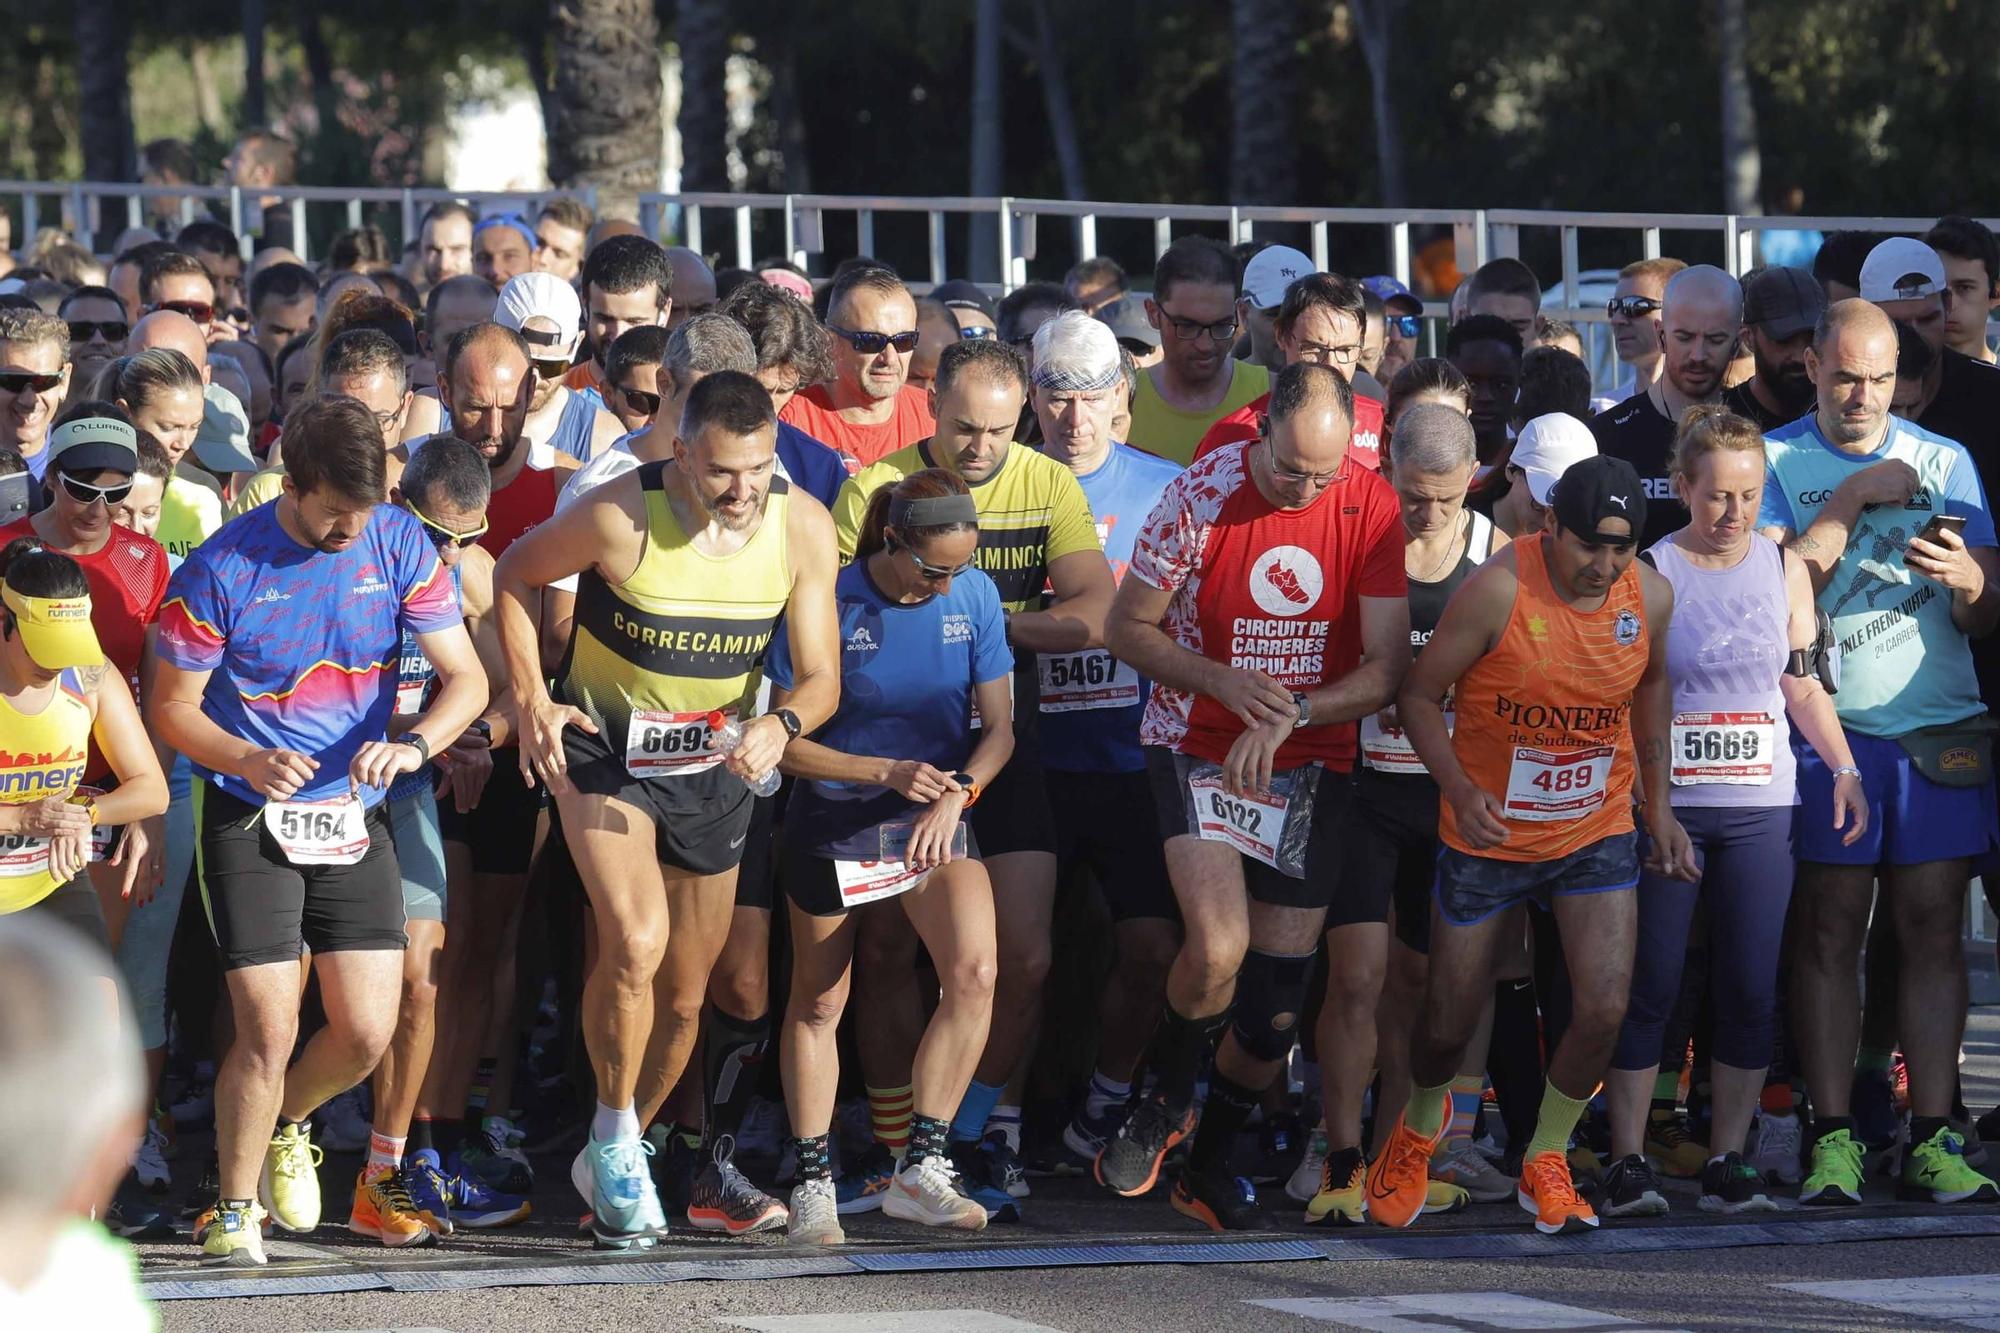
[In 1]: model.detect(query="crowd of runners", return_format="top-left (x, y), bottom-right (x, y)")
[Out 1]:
top-left (7, 185), bottom-right (2000, 1276)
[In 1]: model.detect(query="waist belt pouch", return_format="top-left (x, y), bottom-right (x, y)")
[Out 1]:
top-left (1896, 716), bottom-right (2000, 788)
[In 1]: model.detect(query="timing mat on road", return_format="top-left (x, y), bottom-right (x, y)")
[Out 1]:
top-left (140, 1209), bottom-right (2000, 1301)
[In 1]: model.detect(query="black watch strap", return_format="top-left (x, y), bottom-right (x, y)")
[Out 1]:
top-left (773, 707), bottom-right (803, 740)
top-left (402, 732), bottom-right (432, 765)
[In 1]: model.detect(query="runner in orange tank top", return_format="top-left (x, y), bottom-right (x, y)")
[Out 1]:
top-left (1364, 455), bottom-right (1695, 1240)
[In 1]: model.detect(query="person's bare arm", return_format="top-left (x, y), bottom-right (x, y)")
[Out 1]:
top-left (1777, 459), bottom-right (1919, 593)
top-left (728, 498), bottom-right (843, 781)
top-left (1301, 594), bottom-right (1410, 725)
top-left (1106, 576), bottom-right (1294, 728)
top-left (1006, 549), bottom-right (1114, 653)
top-left (1398, 560), bottom-right (1512, 846)
top-left (86, 666), bottom-right (168, 827)
top-left (152, 659), bottom-right (319, 800)
top-left (1905, 525), bottom-right (2000, 639)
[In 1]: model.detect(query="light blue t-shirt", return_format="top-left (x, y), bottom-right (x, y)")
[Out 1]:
top-left (1759, 413), bottom-right (1996, 737)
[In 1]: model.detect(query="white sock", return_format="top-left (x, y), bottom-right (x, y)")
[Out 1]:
top-left (1083, 1072), bottom-right (1132, 1120)
top-left (987, 1105), bottom-right (1023, 1153)
top-left (365, 1131), bottom-right (404, 1175)
top-left (594, 1100), bottom-right (641, 1142)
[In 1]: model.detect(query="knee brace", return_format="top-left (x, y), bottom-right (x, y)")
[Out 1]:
top-left (1230, 947), bottom-right (1315, 1063)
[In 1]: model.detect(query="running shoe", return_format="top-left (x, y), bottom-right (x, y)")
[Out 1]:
top-left (645, 1123), bottom-right (702, 1216)
top-left (687, 1134), bottom-right (788, 1235)
top-left (1095, 1096), bottom-right (1197, 1197)
top-left (1958, 1116), bottom-right (1989, 1169)
top-left (104, 1180), bottom-right (175, 1240)
top-left (1799, 1126), bottom-right (1865, 1206)
top-left (1643, 1107), bottom-right (1707, 1179)
top-left (1363, 1112), bottom-right (1447, 1230)
top-left (196, 1200), bottom-right (267, 1267)
top-left (1424, 1180), bottom-right (1470, 1214)
top-left (787, 1176), bottom-right (845, 1245)
top-left (435, 1151), bottom-right (529, 1228)
top-left (1890, 1052), bottom-right (1910, 1115)
top-left (179, 1159), bottom-right (222, 1221)
top-left (403, 1150), bottom-right (455, 1236)
top-left (459, 1118), bottom-right (535, 1194)
top-left (582, 1136), bottom-right (668, 1250)
top-left (1747, 1109), bottom-right (1804, 1185)
top-left (1850, 1070), bottom-right (1899, 1153)
top-left (1898, 1125), bottom-right (2000, 1204)
top-left (834, 1143), bottom-right (899, 1215)
top-left (1598, 1154), bottom-right (1668, 1217)
top-left (1517, 1150), bottom-right (1597, 1235)
top-left (1305, 1148), bottom-right (1365, 1225)
top-left (1431, 1143), bottom-right (1515, 1203)
top-left (133, 1119), bottom-right (172, 1193)
top-left (259, 1122), bottom-right (323, 1233)
top-left (1567, 1138), bottom-right (1604, 1183)
top-left (168, 1068), bottom-right (215, 1129)
top-left (1058, 1103), bottom-right (1125, 1176)
top-left (316, 1088), bottom-right (371, 1154)
top-left (347, 1167), bottom-right (436, 1247)
top-left (980, 1131), bottom-right (1030, 1199)
top-left (1286, 1126), bottom-right (1330, 1205)
top-left (1171, 1161), bottom-right (1266, 1232)
top-left (882, 1153), bottom-right (987, 1231)
top-left (1699, 1151), bottom-right (1778, 1213)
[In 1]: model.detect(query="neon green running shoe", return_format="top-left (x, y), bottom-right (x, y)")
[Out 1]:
top-left (1800, 1126), bottom-right (1864, 1206)
top-left (1899, 1125), bottom-right (2000, 1204)
top-left (259, 1121), bottom-right (324, 1232)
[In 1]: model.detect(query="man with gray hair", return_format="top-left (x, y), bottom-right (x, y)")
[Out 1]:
top-left (1028, 311), bottom-right (1189, 1171)
top-left (0, 917), bottom-right (153, 1326)
top-left (1589, 263), bottom-right (1744, 548)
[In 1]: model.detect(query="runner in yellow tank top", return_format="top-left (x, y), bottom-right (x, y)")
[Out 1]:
top-left (494, 371), bottom-right (842, 1250)
top-left (1364, 456), bottom-right (1695, 1240)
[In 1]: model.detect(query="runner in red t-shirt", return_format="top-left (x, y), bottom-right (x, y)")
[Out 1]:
top-left (1093, 364), bottom-right (1410, 1230)
top-left (777, 268), bottom-right (936, 471)
top-left (1189, 273), bottom-right (1386, 471)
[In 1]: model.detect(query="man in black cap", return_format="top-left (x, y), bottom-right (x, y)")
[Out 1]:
top-left (1095, 297), bottom-right (1161, 369)
top-left (1724, 267), bottom-right (1825, 430)
top-left (1368, 451), bottom-right (1688, 1238)
top-left (930, 280), bottom-right (997, 341)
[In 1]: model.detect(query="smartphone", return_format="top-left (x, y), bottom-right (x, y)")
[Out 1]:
top-left (1917, 513), bottom-right (1969, 545)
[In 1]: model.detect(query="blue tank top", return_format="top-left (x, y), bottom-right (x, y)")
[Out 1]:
top-left (549, 389), bottom-right (599, 461)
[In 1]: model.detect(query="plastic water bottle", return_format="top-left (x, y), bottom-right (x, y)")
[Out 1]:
top-left (708, 711), bottom-right (781, 796)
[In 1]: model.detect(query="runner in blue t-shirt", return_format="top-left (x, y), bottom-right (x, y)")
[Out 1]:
top-left (1026, 311), bottom-right (1189, 1170)
top-left (763, 468), bottom-right (1014, 1245)
top-left (149, 397), bottom-right (488, 1267)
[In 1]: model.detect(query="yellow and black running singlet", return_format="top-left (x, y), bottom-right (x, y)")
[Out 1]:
top-left (559, 463), bottom-right (793, 763)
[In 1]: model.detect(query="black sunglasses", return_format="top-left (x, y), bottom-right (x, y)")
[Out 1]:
top-left (1607, 296), bottom-right (1665, 319)
top-left (0, 370), bottom-right (62, 395)
top-left (827, 324), bottom-right (920, 355)
top-left (1385, 313), bottom-right (1421, 339)
top-left (66, 320), bottom-right (129, 343)
top-left (57, 473), bottom-right (133, 507)
top-left (154, 299), bottom-right (216, 324)
top-left (619, 385), bottom-right (663, 417)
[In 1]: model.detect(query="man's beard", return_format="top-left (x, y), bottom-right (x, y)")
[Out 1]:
top-left (457, 431), bottom-right (520, 473)
top-left (702, 485), bottom-right (766, 531)
top-left (1754, 349), bottom-right (1814, 413)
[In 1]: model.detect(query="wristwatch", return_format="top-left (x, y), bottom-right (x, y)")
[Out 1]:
top-left (401, 732), bottom-right (432, 765)
top-left (468, 718), bottom-right (492, 743)
top-left (953, 771), bottom-right (983, 806)
top-left (77, 794), bottom-right (100, 827)
top-left (1291, 692), bottom-right (1313, 728)
top-left (772, 707), bottom-right (803, 741)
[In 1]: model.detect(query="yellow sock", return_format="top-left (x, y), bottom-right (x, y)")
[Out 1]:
top-left (1526, 1079), bottom-right (1590, 1158)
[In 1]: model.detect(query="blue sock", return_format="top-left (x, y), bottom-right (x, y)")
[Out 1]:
top-left (951, 1080), bottom-right (1005, 1144)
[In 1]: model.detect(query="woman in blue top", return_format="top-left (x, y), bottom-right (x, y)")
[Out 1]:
top-left (766, 468), bottom-right (1014, 1247)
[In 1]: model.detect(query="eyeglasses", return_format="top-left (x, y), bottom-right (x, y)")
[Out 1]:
top-left (1606, 296), bottom-right (1664, 320)
top-left (906, 548), bottom-right (976, 583)
top-left (66, 320), bottom-right (129, 343)
top-left (1158, 309), bottom-right (1238, 344)
top-left (0, 370), bottom-right (62, 396)
top-left (1294, 341), bottom-right (1363, 368)
top-left (367, 405), bottom-right (405, 433)
top-left (1385, 314), bottom-right (1421, 339)
top-left (408, 500), bottom-right (489, 550)
top-left (957, 325), bottom-right (995, 341)
top-left (56, 473), bottom-right (133, 507)
top-left (153, 300), bottom-right (216, 324)
top-left (827, 325), bottom-right (920, 355)
top-left (619, 385), bottom-right (663, 417)
top-left (1261, 438), bottom-right (1341, 485)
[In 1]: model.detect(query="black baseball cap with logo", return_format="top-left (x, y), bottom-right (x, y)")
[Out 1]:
top-left (1550, 454), bottom-right (1648, 546)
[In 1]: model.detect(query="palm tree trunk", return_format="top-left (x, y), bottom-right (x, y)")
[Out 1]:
top-left (676, 0), bottom-right (729, 193)
top-left (1230, 0), bottom-right (1298, 205)
top-left (242, 0), bottom-right (267, 128)
top-left (1718, 0), bottom-right (1761, 218)
top-left (1030, 0), bottom-right (1087, 199)
top-left (1351, 0), bottom-right (1405, 207)
top-left (75, 0), bottom-right (135, 183)
top-left (967, 0), bottom-right (1004, 281)
top-left (549, 0), bottom-right (665, 218)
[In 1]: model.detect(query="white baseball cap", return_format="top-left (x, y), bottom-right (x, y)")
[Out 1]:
top-left (495, 271), bottom-right (584, 363)
top-left (1859, 237), bottom-right (1948, 304)
top-left (1241, 246), bottom-right (1317, 311)
top-left (1511, 413), bottom-right (1598, 504)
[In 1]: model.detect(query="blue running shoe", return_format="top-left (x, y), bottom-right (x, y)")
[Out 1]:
top-left (585, 1136), bottom-right (667, 1250)
top-left (440, 1156), bottom-right (530, 1228)
top-left (457, 1121), bottom-right (535, 1195)
top-left (404, 1150), bottom-right (455, 1236)
top-left (835, 1143), bottom-right (898, 1216)
top-left (1055, 1105), bottom-right (1122, 1175)
top-left (980, 1133), bottom-right (1030, 1199)
top-left (962, 1177), bottom-right (1020, 1224)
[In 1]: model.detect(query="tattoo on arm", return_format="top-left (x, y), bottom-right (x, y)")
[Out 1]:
top-left (78, 663), bottom-right (106, 690)
top-left (1787, 533), bottom-right (1821, 557)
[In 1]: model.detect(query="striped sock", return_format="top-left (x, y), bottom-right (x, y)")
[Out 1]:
top-left (1082, 1072), bottom-right (1132, 1121)
top-left (987, 1104), bottom-right (1023, 1153)
top-left (365, 1131), bottom-right (404, 1176)
top-left (1444, 1075), bottom-right (1484, 1150)
top-left (466, 1057), bottom-right (497, 1114)
top-left (867, 1083), bottom-right (913, 1152)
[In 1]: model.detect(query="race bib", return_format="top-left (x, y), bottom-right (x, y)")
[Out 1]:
top-left (1185, 761), bottom-right (1321, 876)
top-left (831, 821), bottom-right (969, 909)
top-left (395, 679), bottom-right (429, 714)
top-left (1360, 711), bottom-right (1452, 775)
top-left (1503, 745), bottom-right (1612, 823)
top-left (265, 794), bottom-right (370, 866)
top-left (969, 674), bottom-right (1015, 732)
top-left (1670, 711), bottom-right (1776, 786)
top-left (1037, 651), bottom-right (1141, 714)
top-left (0, 788), bottom-right (116, 878)
top-left (625, 709), bottom-right (727, 779)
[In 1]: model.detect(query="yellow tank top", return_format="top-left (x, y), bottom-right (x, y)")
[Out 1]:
top-left (0, 668), bottom-right (93, 912)
top-left (560, 462), bottom-right (793, 747)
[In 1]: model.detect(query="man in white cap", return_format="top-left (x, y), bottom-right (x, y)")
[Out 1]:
top-left (494, 272), bottom-right (625, 463)
top-left (1480, 411), bottom-right (1597, 540)
top-left (1239, 245), bottom-right (1315, 374)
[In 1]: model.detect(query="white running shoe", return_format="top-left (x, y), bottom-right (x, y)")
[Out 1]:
top-left (1285, 1127), bottom-right (1329, 1204)
top-left (1430, 1143), bottom-right (1516, 1203)
top-left (1748, 1109), bottom-right (1804, 1185)
top-left (133, 1119), bottom-right (172, 1193)
top-left (881, 1153), bottom-right (987, 1231)
top-left (787, 1177), bottom-right (846, 1245)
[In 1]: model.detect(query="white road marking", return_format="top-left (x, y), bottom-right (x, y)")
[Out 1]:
top-left (1778, 1273), bottom-right (2000, 1329)
top-left (1250, 1292), bottom-right (1693, 1331)
top-left (718, 1314), bottom-right (1069, 1333)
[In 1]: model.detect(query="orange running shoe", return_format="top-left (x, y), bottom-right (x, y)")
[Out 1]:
top-left (1364, 1113), bottom-right (1446, 1229)
top-left (1517, 1150), bottom-right (1598, 1236)
top-left (348, 1168), bottom-right (437, 1248)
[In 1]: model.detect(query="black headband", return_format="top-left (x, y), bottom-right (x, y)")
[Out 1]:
top-left (889, 494), bottom-right (978, 529)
